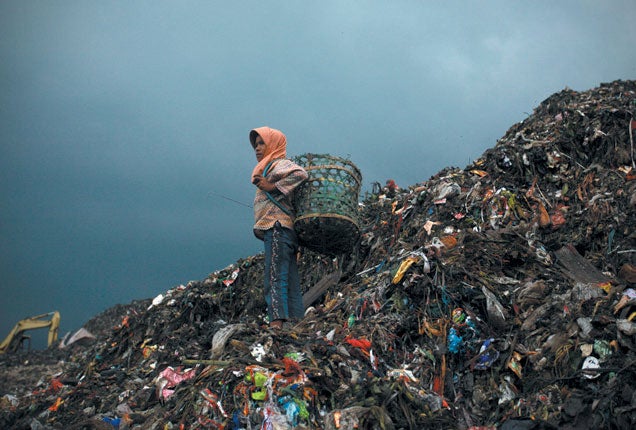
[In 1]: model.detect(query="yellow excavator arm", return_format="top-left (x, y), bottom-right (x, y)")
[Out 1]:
top-left (0, 311), bottom-right (61, 354)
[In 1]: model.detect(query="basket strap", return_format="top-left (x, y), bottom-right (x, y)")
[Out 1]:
top-left (263, 159), bottom-right (293, 216)
top-left (262, 159), bottom-right (282, 177)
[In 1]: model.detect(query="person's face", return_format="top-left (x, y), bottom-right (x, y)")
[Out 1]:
top-left (253, 135), bottom-right (266, 162)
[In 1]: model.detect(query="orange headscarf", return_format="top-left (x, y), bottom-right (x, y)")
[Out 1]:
top-left (250, 126), bottom-right (287, 182)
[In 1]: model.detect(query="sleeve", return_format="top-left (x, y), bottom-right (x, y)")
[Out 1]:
top-left (270, 160), bottom-right (308, 196)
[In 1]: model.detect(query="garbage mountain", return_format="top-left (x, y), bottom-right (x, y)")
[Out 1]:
top-left (1, 79), bottom-right (635, 430)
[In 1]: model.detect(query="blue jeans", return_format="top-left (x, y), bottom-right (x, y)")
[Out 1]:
top-left (263, 222), bottom-right (304, 322)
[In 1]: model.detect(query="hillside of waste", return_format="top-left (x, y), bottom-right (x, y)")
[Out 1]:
top-left (1, 79), bottom-right (635, 430)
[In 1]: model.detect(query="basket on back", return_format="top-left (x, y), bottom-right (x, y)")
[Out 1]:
top-left (293, 154), bottom-right (362, 256)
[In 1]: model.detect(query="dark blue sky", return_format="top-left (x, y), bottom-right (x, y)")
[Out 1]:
top-left (1, 1), bottom-right (635, 346)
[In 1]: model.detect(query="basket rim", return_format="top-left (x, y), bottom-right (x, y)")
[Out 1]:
top-left (294, 153), bottom-right (362, 179)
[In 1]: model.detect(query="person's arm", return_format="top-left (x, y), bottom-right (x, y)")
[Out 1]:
top-left (252, 175), bottom-right (277, 192)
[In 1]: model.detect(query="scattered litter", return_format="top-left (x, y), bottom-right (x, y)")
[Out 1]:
top-left (1, 80), bottom-right (635, 429)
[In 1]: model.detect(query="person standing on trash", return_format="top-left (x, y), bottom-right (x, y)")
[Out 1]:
top-left (250, 126), bottom-right (308, 330)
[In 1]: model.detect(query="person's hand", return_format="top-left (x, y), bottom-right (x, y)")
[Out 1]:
top-left (252, 175), bottom-right (277, 192)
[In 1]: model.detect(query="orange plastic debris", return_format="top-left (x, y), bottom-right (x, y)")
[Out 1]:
top-left (433, 355), bottom-right (447, 398)
top-left (537, 201), bottom-right (551, 227)
top-left (282, 356), bottom-right (304, 376)
top-left (345, 337), bottom-right (372, 352)
top-left (439, 235), bottom-right (457, 249)
top-left (49, 378), bottom-right (64, 392)
top-left (432, 375), bottom-right (444, 396)
top-left (48, 397), bottom-right (63, 412)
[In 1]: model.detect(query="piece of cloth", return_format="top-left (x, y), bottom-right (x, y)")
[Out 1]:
top-left (250, 126), bottom-right (287, 183)
top-left (263, 222), bottom-right (304, 321)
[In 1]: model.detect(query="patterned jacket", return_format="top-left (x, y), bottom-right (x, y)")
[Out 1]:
top-left (253, 159), bottom-right (308, 239)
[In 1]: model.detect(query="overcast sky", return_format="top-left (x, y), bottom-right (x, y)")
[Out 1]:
top-left (1, 1), bottom-right (635, 346)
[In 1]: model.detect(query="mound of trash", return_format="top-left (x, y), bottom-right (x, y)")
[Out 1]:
top-left (1, 80), bottom-right (635, 430)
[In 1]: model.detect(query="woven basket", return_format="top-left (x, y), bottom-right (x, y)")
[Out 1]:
top-left (293, 154), bottom-right (362, 255)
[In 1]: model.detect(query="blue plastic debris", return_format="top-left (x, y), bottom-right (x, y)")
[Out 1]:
top-left (474, 338), bottom-right (499, 370)
top-left (447, 327), bottom-right (463, 354)
top-left (102, 416), bottom-right (120, 429)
